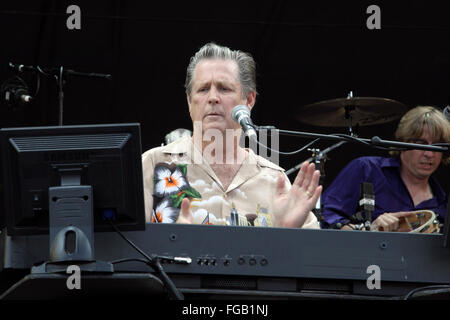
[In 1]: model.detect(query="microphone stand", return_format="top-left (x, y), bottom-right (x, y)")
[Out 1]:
top-left (58, 66), bottom-right (64, 126)
top-left (9, 62), bottom-right (112, 126)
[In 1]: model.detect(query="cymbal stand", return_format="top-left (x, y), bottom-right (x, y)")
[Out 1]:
top-left (344, 91), bottom-right (356, 136)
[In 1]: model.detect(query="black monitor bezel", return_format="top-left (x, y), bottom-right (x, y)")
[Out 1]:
top-left (0, 123), bottom-right (146, 236)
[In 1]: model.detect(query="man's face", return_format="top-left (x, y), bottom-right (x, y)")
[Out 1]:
top-left (400, 125), bottom-right (443, 180)
top-left (187, 59), bottom-right (255, 135)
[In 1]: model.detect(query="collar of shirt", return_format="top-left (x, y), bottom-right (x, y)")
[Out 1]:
top-left (160, 135), bottom-right (284, 192)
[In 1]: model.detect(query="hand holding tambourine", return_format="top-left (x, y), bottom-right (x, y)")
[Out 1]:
top-left (371, 210), bottom-right (440, 233)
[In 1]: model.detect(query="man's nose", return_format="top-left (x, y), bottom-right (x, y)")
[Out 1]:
top-left (423, 149), bottom-right (435, 158)
top-left (207, 87), bottom-right (220, 104)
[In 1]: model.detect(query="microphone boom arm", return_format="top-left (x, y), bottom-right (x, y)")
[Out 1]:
top-left (257, 126), bottom-right (448, 153)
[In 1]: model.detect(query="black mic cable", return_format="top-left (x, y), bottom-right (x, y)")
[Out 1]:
top-left (106, 220), bottom-right (185, 300)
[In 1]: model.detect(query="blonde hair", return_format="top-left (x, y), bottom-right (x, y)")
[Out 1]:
top-left (390, 106), bottom-right (450, 165)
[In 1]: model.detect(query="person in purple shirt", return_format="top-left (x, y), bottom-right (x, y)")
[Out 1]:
top-left (322, 106), bottom-right (450, 232)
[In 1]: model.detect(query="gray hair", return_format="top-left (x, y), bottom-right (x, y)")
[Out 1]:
top-left (185, 42), bottom-right (257, 98)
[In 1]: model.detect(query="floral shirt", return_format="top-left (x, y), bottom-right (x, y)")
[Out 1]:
top-left (142, 135), bottom-right (319, 228)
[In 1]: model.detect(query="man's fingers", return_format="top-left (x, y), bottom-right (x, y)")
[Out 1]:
top-left (302, 163), bottom-right (315, 188)
top-left (373, 212), bottom-right (406, 231)
top-left (292, 162), bottom-right (308, 188)
top-left (376, 216), bottom-right (396, 231)
top-left (276, 172), bottom-right (286, 196)
top-left (296, 162), bottom-right (315, 190)
top-left (177, 198), bottom-right (193, 224)
top-left (385, 215), bottom-right (399, 231)
top-left (390, 211), bottom-right (417, 218)
top-left (310, 169), bottom-right (320, 190)
top-left (310, 185), bottom-right (323, 205)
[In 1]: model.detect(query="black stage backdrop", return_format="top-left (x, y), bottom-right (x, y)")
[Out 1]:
top-left (0, 0), bottom-right (449, 192)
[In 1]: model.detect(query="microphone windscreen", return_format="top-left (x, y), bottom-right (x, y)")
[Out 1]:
top-left (231, 105), bottom-right (250, 122)
top-left (360, 182), bottom-right (374, 197)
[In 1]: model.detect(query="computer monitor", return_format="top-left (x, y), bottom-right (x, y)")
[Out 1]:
top-left (0, 123), bottom-right (146, 237)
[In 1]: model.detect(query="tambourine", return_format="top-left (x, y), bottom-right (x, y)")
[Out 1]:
top-left (397, 210), bottom-right (441, 234)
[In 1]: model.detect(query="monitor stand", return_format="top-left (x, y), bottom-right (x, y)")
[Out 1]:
top-left (2, 173), bottom-right (169, 300)
top-left (32, 170), bottom-right (113, 274)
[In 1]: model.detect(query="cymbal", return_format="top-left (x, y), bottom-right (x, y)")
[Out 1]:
top-left (297, 97), bottom-right (408, 127)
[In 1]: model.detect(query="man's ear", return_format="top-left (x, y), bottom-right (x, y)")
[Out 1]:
top-left (246, 91), bottom-right (256, 111)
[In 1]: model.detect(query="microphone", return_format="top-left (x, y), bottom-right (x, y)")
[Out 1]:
top-left (1, 77), bottom-right (33, 108)
top-left (3, 87), bottom-right (33, 107)
top-left (444, 105), bottom-right (450, 121)
top-left (348, 182), bottom-right (375, 230)
top-left (231, 105), bottom-right (257, 140)
top-left (13, 88), bottom-right (32, 103)
top-left (359, 182), bottom-right (375, 231)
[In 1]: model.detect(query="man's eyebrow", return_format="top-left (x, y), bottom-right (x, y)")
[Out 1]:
top-left (192, 81), bottom-right (210, 90)
top-left (195, 79), bottom-right (237, 88)
top-left (215, 79), bottom-right (237, 87)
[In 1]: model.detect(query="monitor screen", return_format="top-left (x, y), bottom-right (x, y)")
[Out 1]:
top-left (0, 123), bottom-right (146, 236)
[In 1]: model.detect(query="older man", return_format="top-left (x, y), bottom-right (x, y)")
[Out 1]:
top-left (142, 43), bottom-right (321, 228)
top-left (322, 106), bottom-right (450, 231)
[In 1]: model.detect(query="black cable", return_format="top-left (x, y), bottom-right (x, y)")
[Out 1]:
top-left (111, 258), bottom-right (150, 265)
top-left (254, 126), bottom-right (404, 156)
top-left (341, 223), bottom-right (356, 230)
top-left (34, 71), bottom-right (40, 96)
top-left (36, 66), bottom-right (53, 77)
top-left (403, 285), bottom-right (450, 300)
top-left (332, 133), bottom-right (371, 146)
top-left (110, 257), bottom-right (187, 301)
top-left (255, 137), bottom-right (321, 155)
top-left (331, 133), bottom-right (403, 152)
top-left (107, 220), bottom-right (185, 300)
